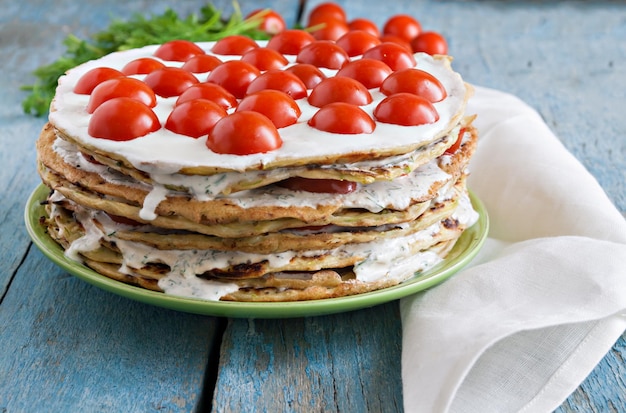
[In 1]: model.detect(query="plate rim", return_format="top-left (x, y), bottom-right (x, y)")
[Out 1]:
top-left (24, 184), bottom-right (489, 318)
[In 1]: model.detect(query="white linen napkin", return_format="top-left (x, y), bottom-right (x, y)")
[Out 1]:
top-left (400, 86), bottom-right (626, 413)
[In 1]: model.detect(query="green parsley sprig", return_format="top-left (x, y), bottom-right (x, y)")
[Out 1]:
top-left (21, 4), bottom-right (268, 116)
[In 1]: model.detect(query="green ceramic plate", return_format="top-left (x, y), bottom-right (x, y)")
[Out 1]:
top-left (25, 184), bottom-right (488, 318)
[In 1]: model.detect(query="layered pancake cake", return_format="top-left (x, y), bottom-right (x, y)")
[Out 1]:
top-left (36, 31), bottom-right (480, 301)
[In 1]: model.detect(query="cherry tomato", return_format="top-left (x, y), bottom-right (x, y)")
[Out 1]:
top-left (207, 111), bottom-right (282, 155)
top-left (336, 30), bottom-right (381, 57)
top-left (241, 47), bottom-right (289, 71)
top-left (153, 40), bottom-right (205, 62)
top-left (144, 67), bottom-right (199, 98)
top-left (175, 83), bottom-right (237, 109)
top-left (88, 97), bottom-right (160, 141)
top-left (211, 35), bottom-right (259, 55)
top-left (308, 76), bottom-right (372, 107)
top-left (74, 67), bottom-right (124, 94)
top-left (296, 40), bottom-right (349, 70)
top-left (362, 42), bottom-right (417, 71)
top-left (278, 177), bottom-right (357, 194)
top-left (181, 54), bottom-right (223, 73)
top-left (348, 18), bottom-right (380, 37)
top-left (121, 58), bottom-right (165, 75)
top-left (205, 60), bottom-right (261, 99)
top-left (309, 18), bottom-right (349, 41)
top-left (445, 127), bottom-right (466, 154)
top-left (374, 93), bottom-right (439, 126)
top-left (285, 63), bottom-right (326, 89)
top-left (86, 77), bottom-right (156, 113)
top-left (165, 99), bottom-right (227, 138)
top-left (380, 68), bottom-right (447, 102)
top-left (378, 34), bottom-right (413, 52)
top-left (336, 58), bottom-right (393, 89)
top-left (237, 90), bottom-right (301, 128)
top-left (382, 14), bottom-right (422, 42)
top-left (245, 9), bottom-right (287, 35)
top-left (267, 29), bottom-right (316, 55)
top-left (309, 102), bottom-right (375, 134)
top-left (411, 31), bottom-right (449, 55)
top-left (245, 70), bottom-right (308, 100)
top-left (307, 2), bottom-right (347, 26)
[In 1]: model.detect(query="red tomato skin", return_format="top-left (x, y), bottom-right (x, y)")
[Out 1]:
top-left (362, 42), bottom-right (417, 71)
top-left (335, 58), bottom-right (393, 89)
top-left (86, 77), bottom-right (157, 113)
top-left (181, 54), bottom-right (223, 73)
top-left (175, 83), bottom-right (237, 109)
top-left (278, 177), bottom-right (358, 194)
top-left (348, 18), bottom-right (380, 37)
top-left (307, 2), bottom-right (347, 26)
top-left (237, 90), bottom-right (301, 128)
top-left (378, 35), bottom-right (413, 52)
top-left (121, 58), bottom-right (165, 75)
top-left (144, 67), bottom-right (199, 98)
top-left (241, 47), bottom-right (289, 71)
top-left (308, 102), bottom-right (375, 134)
top-left (211, 35), bottom-right (259, 55)
top-left (207, 111), bottom-right (282, 155)
top-left (267, 29), bottom-right (316, 55)
top-left (205, 60), bottom-right (261, 99)
top-left (296, 40), bottom-right (350, 70)
top-left (74, 67), bottom-right (124, 95)
top-left (285, 64), bottom-right (326, 89)
top-left (411, 31), bottom-right (449, 55)
top-left (245, 70), bottom-right (308, 100)
top-left (379, 68), bottom-right (447, 102)
top-left (373, 93), bottom-right (439, 126)
top-left (165, 99), bottom-right (227, 138)
top-left (335, 30), bottom-right (382, 57)
top-left (245, 9), bottom-right (287, 35)
top-left (153, 40), bottom-right (205, 62)
top-left (382, 14), bottom-right (422, 42)
top-left (88, 97), bottom-right (160, 141)
top-left (445, 127), bottom-right (466, 154)
top-left (309, 18), bottom-right (350, 41)
top-left (308, 77), bottom-right (372, 108)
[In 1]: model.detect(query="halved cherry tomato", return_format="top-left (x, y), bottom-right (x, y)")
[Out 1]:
top-left (374, 93), bottom-right (439, 126)
top-left (205, 60), bottom-right (261, 99)
top-left (445, 127), bottom-right (466, 154)
top-left (245, 70), bottom-right (308, 100)
top-left (241, 47), bottom-right (289, 71)
top-left (308, 102), bottom-right (375, 134)
top-left (74, 67), bottom-right (124, 94)
top-left (88, 97), bottom-right (160, 141)
top-left (144, 67), bottom-right (199, 97)
top-left (86, 77), bottom-right (156, 113)
top-left (335, 58), bottom-right (392, 89)
top-left (348, 18), bottom-right (380, 37)
top-left (211, 35), bottom-right (259, 55)
top-left (165, 99), bottom-right (227, 138)
top-left (181, 54), bottom-right (223, 73)
top-left (245, 9), bottom-right (287, 35)
top-left (278, 177), bottom-right (357, 194)
top-left (411, 31), bottom-right (448, 55)
top-left (153, 40), bottom-right (205, 62)
top-left (309, 18), bottom-right (349, 41)
top-left (380, 68), bottom-right (447, 102)
top-left (237, 90), bottom-right (301, 128)
top-left (382, 14), bottom-right (422, 42)
top-left (285, 63), bottom-right (326, 89)
top-left (336, 30), bottom-right (381, 57)
top-left (296, 40), bottom-right (349, 70)
top-left (362, 42), bottom-right (417, 70)
top-left (267, 29), bottom-right (316, 55)
top-left (175, 83), bottom-right (237, 109)
top-left (307, 2), bottom-right (347, 26)
top-left (121, 58), bottom-right (165, 75)
top-left (207, 111), bottom-right (282, 155)
top-left (308, 77), bottom-right (372, 107)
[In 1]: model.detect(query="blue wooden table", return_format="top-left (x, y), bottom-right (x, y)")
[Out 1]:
top-left (1, 1), bottom-right (624, 411)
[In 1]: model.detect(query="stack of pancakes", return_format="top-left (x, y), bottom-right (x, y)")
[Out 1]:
top-left (36, 36), bottom-right (479, 301)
